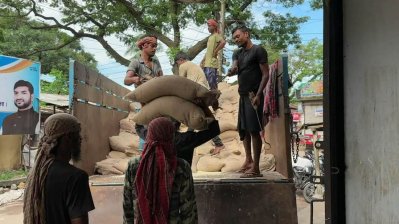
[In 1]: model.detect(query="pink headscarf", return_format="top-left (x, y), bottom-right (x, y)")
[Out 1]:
top-left (207, 19), bottom-right (219, 33)
top-left (135, 36), bottom-right (157, 50)
top-left (135, 117), bottom-right (177, 224)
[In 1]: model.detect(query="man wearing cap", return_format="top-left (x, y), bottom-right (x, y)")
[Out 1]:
top-left (124, 35), bottom-right (163, 87)
top-left (200, 19), bottom-right (226, 90)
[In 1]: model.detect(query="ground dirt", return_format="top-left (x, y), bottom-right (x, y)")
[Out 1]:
top-left (0, 192), bottom-right (324, 224)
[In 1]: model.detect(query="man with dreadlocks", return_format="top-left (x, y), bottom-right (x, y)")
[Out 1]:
top-left (123, 117), bottom-right (198, 224)
top-left (23, 113), bottom-right (94, 224)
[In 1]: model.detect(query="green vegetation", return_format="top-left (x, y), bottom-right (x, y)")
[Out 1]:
top-left (0, 169), bottom-right (28, 181)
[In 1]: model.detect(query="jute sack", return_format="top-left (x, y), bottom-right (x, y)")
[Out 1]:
top-left (221, 155), bottom-right (245, 172)
top-left (120, 118), bottom-right (136, 134)
top-left (196, 155), bottom-right (225, 172)
top-left (191, 154), bottom-right (201, 173)
top-left (219, 85), bottom-right (239, 104)
top-left (194, 141), bottom-right (213, 155)
top-left (219, 119), bottom-right (237, 132)
top-left (95, 158), bottom-right (124, 175)
top-left (218, 82), bottom-right (230, 91)
top-left (219, 130), bottom-right (238, 143)
top-left (106, 151), bottom-right (128, 159)
top-left (133, 96), bottom-right (213, 130)
top-left (125, 75), bottom-right (219, 106)
top-left (126, 148), bottom-right (141, 157)
top-left (260, 153), bottom-right (276, 172)
top-left (113, 158), bottom-right (131, 173)
top-left (109, 132), bottom-right (139, 153)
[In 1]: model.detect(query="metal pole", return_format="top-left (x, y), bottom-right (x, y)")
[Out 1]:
top-left (218, 0), bottom-right (226, 81)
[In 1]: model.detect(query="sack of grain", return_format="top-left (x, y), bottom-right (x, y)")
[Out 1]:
top-left (106, 151), bottom-right (128, 159)
top-left (196, 155), bottom-right (225, 172)
top-left (259, 153), bottom-right (276, 172)
top-left (221, 155), bottom-right (245, 172)
top-left (109, 132), bottom-right (139, 153)
top-left (113, 158), bottom-right (131, 173)
top-left (133, 96), bottom-right (214, 130)
top-left (125, 75), bottom-right (220, 106)
top-left (219, 119), bottom-right (237, 132)
top-left (95, 158), bottom-right (124, 175)
top-left (120, 118), bottom-right (136, 134)
top-left (219, 130), bottom-right (238, 143)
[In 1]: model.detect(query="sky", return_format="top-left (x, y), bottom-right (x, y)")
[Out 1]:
top-left (37, 0), bottom-right (323, 90)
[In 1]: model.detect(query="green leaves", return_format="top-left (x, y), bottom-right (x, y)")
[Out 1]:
top-left (256, 10), bottom-right (309, 50)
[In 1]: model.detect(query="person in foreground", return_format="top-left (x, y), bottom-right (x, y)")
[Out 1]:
top-left (123, 117), bottom-right (198, 224)
top-left (227, 25), bottom-right (270, 178)
top-left (23, 113), bottom-right (95, 224)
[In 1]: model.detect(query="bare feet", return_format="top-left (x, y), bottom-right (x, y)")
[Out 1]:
top-left (211, 145), bottom-right (225, 155)
top-left (240, 167), bottom-right (263, 178)
top-left (237, 161), bottom-right (253, 173)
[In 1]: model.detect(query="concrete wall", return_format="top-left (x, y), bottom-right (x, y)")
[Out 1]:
top-left (302, 101), bottom-right (323, 124)
top-left (344, 1), bottom-right (399, 223)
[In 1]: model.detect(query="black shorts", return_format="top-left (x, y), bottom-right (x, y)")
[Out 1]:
top-left (238, 94), bottom-right (264, 140)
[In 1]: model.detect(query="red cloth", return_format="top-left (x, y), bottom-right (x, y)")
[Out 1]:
top-left (136, 37), bottom-right (157, 50)
top-left (207, 19), bottom-right (218, 27)
top-left (207, 19), bottom-right (219, 33)
top-left (135, 117), bottom-right (177, 224)
top-left (263, 60), bottom-right (279, 124)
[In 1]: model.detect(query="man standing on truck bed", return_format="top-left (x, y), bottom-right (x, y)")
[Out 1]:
top-left (124, 34), bottom-right (164, 151)
top-left (227, 25), bottom-right (270, 178)
top-left (200, 19), bottom-right (226, 91)
top-left (174, 51), bottom-right (225, 155)
top-left (124, 34), bottom-right (163, 87)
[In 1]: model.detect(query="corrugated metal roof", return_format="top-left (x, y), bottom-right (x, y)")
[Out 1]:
top-left (39, 93), bottom-right (69, 107)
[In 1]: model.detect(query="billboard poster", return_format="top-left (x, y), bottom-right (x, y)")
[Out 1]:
top-left (0, 55), bottom-right (40, 135)
top-left (300, 80), bottom-right (323, 98)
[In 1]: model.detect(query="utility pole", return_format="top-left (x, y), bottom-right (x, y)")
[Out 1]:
top-left (218, 0), bottom-right (226, 81)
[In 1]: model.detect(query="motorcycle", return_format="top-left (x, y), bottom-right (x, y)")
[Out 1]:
top-left (292, 150), bottom-right (325, 203)
top-left (292, 151), bottom-right (314, 190)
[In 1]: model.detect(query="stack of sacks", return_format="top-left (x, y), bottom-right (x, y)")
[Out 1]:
top-left (125, 75), bottom-right (220, 130)
top-left (192, 82), bottom-right (276, 173)
top-left (94, 103), bottom-right (142, 175)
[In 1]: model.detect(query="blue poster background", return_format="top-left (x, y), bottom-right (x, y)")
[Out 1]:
top-left (0, 55), bottom-right (40, 134)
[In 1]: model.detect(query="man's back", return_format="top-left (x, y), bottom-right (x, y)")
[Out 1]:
top-left (179, 61), bottom-right (209, 89)
top-left (45, 160), bottom-right (94, 224)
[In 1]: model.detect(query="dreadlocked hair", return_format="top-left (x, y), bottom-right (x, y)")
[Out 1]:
top-left (23, 134), bottom-right (59, 224)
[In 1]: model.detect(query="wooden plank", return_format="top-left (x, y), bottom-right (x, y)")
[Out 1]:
top-left (102, 91), bottom-right (129, 111)
top-left (264, 75), bottom-right (292, 178)
top-left (73, 101), bottom-right (128, 175)
top-left (74, 82), bottom-right (103, 105)
top-left (74, 62), bottom-right (88, 83)
top-left (74, 61), bottom-right (101, 86)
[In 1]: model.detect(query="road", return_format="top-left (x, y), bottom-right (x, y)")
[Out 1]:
top-left (0, 190), bottom-right (324, 224)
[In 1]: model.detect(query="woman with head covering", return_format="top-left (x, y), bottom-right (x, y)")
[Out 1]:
top-left (23, 113), bottom-right (94, 224)
top-left (123, 117), bottom-right (198, 224)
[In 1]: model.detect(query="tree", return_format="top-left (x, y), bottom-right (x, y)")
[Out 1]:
top-left (41, 68), bottom-right (69, 94)
top-left (0, 10), bottom-right (97, 75)
top-left (1, 0), bottom-right (312, 69)
top-left (288, 38), bottom-right (323, 98)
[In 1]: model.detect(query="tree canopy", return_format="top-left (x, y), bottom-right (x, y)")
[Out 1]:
top-left (0, 0), bottom-right (321, 66)
top-left (288, 38), bottom-right (323, 98)
top-left (0, 9), bottom-right (97, 74)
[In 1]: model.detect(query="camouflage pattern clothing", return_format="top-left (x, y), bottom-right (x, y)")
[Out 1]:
top-left (123, 157), bottom-right (198, 224)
